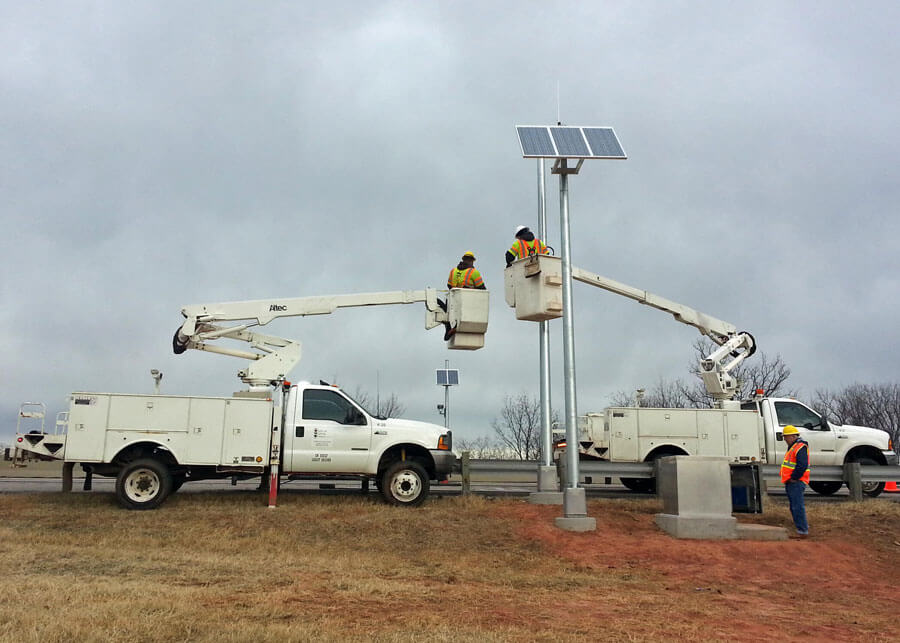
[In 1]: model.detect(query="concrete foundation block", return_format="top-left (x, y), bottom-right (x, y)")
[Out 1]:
top-left (555, 516), bottom-right (597, 532)
top-left (529, 491), bottom-right (563, 505)
top-left (655, 513), bottom-right (737, 540)
top-left (734, 523), bottom-right (788, 541)
top-left (562, 486), bottom-right (588, 515)
top-left (537, 465), bottom-right (558, 493)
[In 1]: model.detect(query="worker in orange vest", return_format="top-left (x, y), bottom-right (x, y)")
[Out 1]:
top-left (505, 225), bottom-right (549, 267)
top-left (441, 252), bottom-right (486, 340)
top-left (781, 425), bottom-right (810, 538)
top-left (447, 251), bottom-right (486, 290)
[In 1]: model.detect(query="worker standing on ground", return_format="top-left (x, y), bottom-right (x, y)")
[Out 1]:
top-left (780, 425), bottom-right (810, 538)
top-left (505, 225), bottom-right (548, 267)
top-left (441, 251), bottom-right (486, 340)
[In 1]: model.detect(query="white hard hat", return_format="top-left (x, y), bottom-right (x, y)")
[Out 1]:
top-left (514, 225), bottom-right (528, 236)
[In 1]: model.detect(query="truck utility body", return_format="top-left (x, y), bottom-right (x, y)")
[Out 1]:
top-left (18, 383), bottom-right (454, 509)
top-left (576, 397), bottom-right (896, 495)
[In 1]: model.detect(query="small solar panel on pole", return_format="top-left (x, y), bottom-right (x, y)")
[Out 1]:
top-left (515, 124), bottom-right (626, 531)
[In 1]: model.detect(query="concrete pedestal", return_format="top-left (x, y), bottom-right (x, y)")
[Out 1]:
top-left (653, 455), bottom-right (787, 540)
top-left (555, 487), bottom-right (596, 531)
top-left (530, 465), bottom-right (564, 504)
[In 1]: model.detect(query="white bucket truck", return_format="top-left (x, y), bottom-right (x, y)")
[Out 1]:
top-left (506, 255), bottom-right (896, 495)
top-left (14, 286), bottom-right (489, 509)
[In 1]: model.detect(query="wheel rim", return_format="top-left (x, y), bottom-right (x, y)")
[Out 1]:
top-left (389, 468), bottom-right (422, 502)
top-left (862, 480), bottom-right (882, 493)
top-left (124, 467), bottom-right (161, 503)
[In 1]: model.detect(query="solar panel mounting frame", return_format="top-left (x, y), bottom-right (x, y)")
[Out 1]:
top-left (516, 125), bottom-right (627, 160)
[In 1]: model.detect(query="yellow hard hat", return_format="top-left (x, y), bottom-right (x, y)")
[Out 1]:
top-left (782, 425), bottom-right (799, 436)
top-left (462, 251), bottom-right (476, 260)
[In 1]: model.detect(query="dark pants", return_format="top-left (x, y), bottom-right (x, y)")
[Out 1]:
top-left (785, 480), bottom-right (809, 534)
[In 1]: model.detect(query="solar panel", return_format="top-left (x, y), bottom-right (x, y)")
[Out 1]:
top-left (550, 127), bottom-right (589, 157)
top-left (583, 127), bottom-right (626, 158)
top-left (517, 127), bottom-right (556, 157)
top-left (436, 369), bottom-right (459, 386)
top-left (516, 125), bottom-right (626, 159)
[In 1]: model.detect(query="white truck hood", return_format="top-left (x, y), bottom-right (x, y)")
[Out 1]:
top-left (837, 423), bottom-right (891, 450)
top-left (378, 417), bottom-right (445, 445)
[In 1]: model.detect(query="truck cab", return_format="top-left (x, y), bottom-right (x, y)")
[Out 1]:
top-left (281, 383), bottom-right (455, 494)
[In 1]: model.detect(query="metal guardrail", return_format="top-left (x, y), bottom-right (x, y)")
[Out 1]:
top-left (456, 453), bottom-right (900, 500)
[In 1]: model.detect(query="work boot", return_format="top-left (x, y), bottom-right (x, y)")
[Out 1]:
top-left (443, 323), bottom-right (456, 341)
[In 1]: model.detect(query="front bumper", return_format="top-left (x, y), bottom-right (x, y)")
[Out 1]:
top-left (884, 451), bottom-right (898, 466)
top-left (430, 450), bottom-right (456, 477)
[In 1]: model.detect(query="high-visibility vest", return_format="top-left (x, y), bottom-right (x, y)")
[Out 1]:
top-left (509, 238), bottom-right (548, 259)
top-left (780, 440), bottom-right (810, 484)
top-left (448, 267), bottom-right (483, 289)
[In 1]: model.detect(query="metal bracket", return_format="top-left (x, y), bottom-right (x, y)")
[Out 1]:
top-left (551, 159), bottom-right (583, 175)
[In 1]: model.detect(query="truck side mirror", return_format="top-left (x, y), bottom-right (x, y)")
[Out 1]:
top-left (775, 432), bottom-right (784, 442)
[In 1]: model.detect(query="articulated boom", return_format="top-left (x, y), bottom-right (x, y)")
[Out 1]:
top-left (505, 255), bottom-right (755, 403)
top-left (570, 265), bottom-right (756, 401)
top-left (174, 287), bottom-right (488, 387)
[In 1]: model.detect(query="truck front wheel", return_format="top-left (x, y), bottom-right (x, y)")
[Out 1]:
top-left (381, 460), bottom-right (429, 507)
top-left (115, 458), bottom-right (173, 510)
top-left (857, 457), bottom-right (885, 497)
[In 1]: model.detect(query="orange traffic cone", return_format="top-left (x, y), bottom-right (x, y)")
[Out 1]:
top-left (886, 481), bottom-right (899, 493)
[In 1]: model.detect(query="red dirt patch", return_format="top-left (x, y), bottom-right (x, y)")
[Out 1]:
top-left (496, 499), bottom-right (898, 642)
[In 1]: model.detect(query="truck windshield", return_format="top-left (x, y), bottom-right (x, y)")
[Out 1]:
top-left (340, 390), bottom-right (386, 420)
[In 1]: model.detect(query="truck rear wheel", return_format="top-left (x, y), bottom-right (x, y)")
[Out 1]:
top-left (620, 477), bottom-right (655, 494)
top-left (809, 481), bottom-right (843, 496)
top-left (381, 460), bottom-right (429, 507)
top-left (115, 458), bottom-right (173, 510)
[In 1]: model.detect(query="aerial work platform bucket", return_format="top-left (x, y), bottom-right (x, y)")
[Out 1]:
top-left (504, 255), bottom-right (563, 321)
top-left (446, 288), bottom-right (489, 350)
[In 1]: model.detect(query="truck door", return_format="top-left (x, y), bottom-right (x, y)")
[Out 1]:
top-left (772, 400), bottom-right (837, 465)
top-left (286, 388), bottom-right (372, 473)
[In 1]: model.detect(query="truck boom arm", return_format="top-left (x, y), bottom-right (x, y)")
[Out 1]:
top-left (571, 265), bottom-right (756, 401)
top-left (174, 288), bottom-right (449, 387)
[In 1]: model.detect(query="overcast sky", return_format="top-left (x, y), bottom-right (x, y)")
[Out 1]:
top-left (3, 1), bottom-right (899, 445)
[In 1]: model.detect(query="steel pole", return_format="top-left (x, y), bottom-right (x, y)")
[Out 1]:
top-left (559, 163), bottom-right (579, 491)
top-left (538, 159), bottom-right (552, 468)
top-left (444, 359), bottom-right (450, 430)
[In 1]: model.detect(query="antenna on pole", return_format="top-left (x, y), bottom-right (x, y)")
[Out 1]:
top-left (556, 81), bottom-right (561, 125)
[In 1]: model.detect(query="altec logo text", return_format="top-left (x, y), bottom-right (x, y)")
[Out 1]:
top-left (269, 304), bottom-right (287, 312)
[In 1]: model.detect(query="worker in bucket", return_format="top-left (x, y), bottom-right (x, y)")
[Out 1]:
top-left (505, 225), bottom-right (549, 267)
top-left (441, 251), bottom-right (485, 340)
top-left (780, 425), bottom-right (810, 538)
top-left (447, 251), bottom-right (486, 290)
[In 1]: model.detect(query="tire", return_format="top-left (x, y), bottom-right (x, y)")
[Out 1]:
top-left (620, 477), bottom-right (655, 493)
top-left (115, 458), bottom-right (173, 510)
top-left (809, 481), bottom-right (843, 496)
top-left (380, 460), bottom-right (429, 507)
top-left (857, 457), bottom-right (885, 498)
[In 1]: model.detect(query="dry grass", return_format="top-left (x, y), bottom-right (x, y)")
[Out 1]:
top-left (0, 490), bottom-right (897, 642)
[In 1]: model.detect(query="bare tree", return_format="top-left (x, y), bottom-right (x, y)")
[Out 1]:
top-left (455, 435), bottom-right (506, 459)
top-left (609, 339), bottom-right (795, 409)
top-left (610, 377), bottom-right (689, 408)
top-left (491, 393), bottom-right (557, 460)
top-left (813, 383), bottom-right (900, 453)
top-left (350, 387), bottom-right (406, 418)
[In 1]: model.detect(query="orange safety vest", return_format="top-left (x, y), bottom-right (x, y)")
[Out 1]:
top-left (510, 238), bottom-right (548, 259)
top-left (447, 267), bottom-right (483, 289)
top-left (780, 440), bottom-right (810, 484)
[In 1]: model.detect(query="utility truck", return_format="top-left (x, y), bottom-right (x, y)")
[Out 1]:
top-left (505, 255), bottom-right (897, 495)
top-left (14, 286), bottom-right (489, 509)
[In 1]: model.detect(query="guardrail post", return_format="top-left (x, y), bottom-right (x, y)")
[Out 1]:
top-left (62, 462), bottom-right (74, 493)
top-left (83, 468), bottom-right (92, 491)
top-left (844, 461), bottom-right (863, 501)
top-left (461, 451), bottom-right (471, 496)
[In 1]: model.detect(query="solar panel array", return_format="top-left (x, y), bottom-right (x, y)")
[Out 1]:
top-left (516, 126), bottom-right (626, 159)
